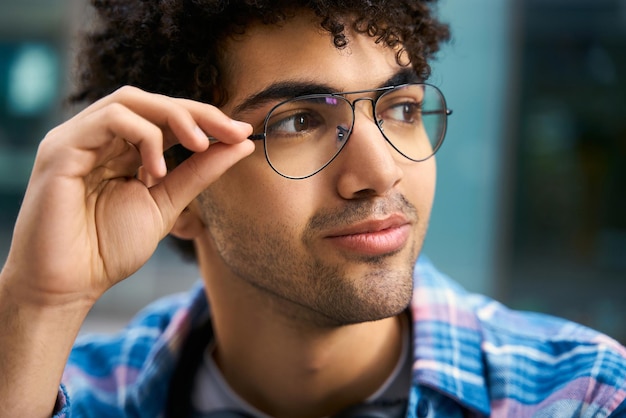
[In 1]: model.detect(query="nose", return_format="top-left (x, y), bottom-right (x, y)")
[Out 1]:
top-left (334, 100), bottom-right (403, 199)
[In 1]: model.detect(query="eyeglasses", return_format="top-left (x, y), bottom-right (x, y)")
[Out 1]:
top-left (235, 83), bottom-right (452, 179)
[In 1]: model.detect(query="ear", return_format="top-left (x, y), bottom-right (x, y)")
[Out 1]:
top-left (137, 167), bottom-right (206, 240)
top-left (170, 202), bottom-right (206, 240)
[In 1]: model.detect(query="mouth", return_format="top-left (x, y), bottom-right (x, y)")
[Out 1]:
top-left (324, 215), bottom-right (411, 257)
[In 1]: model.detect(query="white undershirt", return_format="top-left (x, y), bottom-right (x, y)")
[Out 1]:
top-left (192, 313), bottom-right (412, 416)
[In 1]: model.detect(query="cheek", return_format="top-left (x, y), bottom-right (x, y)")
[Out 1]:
top-left (199, 161), bottom-right (324, 245)
top-left (396, 162), bottom-right (435, 263)
top-left (402, 158), bottom-right (437, 225)
top-left (197, 174), bottom-right (328, 287)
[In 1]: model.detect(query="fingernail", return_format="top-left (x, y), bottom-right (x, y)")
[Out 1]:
top-left (194, 125), bottom-right (208, 142)
top-left (231, 119), bottom-right (252, 131)
top-left (158, 156), bottom-right (168, 176)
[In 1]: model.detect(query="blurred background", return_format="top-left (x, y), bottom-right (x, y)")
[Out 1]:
top-left (0, 0), bottom-right (624, 341)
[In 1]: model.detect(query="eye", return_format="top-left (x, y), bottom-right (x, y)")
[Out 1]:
top-left (380, 102), bottom-right (423, 125)
top-left (267, 112), bottom-right (323, 136)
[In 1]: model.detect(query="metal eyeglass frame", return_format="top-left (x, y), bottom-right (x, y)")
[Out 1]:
top-left (211, 83), bottom-right (453, 180)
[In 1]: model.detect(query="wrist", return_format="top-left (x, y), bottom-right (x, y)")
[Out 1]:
top-left (0, 269), bottom-right (92, 418)
top-left (0, 265), bottom-right (97, 314)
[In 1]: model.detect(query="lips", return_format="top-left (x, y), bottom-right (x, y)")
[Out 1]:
top-left (324, 215), bottom-right (411, 256)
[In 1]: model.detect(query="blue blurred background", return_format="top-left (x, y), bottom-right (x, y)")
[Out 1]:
top-left (0, 0), bottom-right (624, 341)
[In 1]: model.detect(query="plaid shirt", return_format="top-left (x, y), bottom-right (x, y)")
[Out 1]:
top-left (54, 256), bottom-right (626, 417)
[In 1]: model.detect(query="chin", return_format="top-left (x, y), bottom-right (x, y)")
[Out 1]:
top-left (312, 268), bottom-right (415, 327)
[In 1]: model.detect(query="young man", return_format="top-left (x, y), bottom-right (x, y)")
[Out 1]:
top-left (0, 1), bottom-right (625, 417)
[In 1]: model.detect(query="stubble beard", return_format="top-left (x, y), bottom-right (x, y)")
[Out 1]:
top-left (199, 193), bottom-right (422, 328)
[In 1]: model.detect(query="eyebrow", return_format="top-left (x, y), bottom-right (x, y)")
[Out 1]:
top-left (232, 68), bottom-right (421, 115)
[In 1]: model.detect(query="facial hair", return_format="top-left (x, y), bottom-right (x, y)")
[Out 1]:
top-left (198, 191), bottom-right (423, 327)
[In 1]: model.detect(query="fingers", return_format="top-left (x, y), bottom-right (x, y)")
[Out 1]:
top-left (37, 85), bottom-right (258, 234)
top-left (170, 97), bottom-right (253, 145)
top-left (80, 86), bottom-right (252, 150)
top-left (78, 86), bottom-right (205, 155)
top-left (41, 86), bottom-right (252, 181)
top-left (86, 103), bottom-right (167, 177)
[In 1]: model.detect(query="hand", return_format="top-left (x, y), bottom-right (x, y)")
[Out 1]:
top-left (1, 86), bottom-right (254, 308)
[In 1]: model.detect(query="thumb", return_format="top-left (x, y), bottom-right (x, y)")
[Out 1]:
top-left (150, 140), bottom-right (255, 228)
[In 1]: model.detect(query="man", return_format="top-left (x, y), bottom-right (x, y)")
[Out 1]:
top-left (0, 1), bottom-right (625, 417)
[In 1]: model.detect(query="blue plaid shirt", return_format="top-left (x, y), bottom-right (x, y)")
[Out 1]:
top-left (55, 256), bottom-right (626, 417)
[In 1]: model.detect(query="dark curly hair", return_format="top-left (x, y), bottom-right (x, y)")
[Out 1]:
top-left (70, 0), bottom-right (450, 261)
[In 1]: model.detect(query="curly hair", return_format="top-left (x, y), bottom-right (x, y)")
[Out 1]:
top-left (70, 0), bottom-right (450, 261)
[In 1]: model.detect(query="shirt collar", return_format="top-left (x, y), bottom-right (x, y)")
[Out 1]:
top-left (132, 282), bottom-right (210, 417)
top-left (133, 258), bottom-right (492, 417)
top-left (409, 256), bottom-right (491, 416)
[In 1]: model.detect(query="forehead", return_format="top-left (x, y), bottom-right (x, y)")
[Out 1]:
top-left (219, 12), bottom-right (404, 114)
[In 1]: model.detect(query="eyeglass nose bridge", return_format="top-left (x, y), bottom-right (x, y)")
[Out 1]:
top-left (340, 95), bottom-right (386, 143)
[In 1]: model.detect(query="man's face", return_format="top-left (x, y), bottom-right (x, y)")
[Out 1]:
top-left (197, 13), bottom-right (436, 326)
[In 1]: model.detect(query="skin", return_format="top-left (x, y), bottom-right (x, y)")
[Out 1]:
top-left (172, 13), bottom-right (437, 418)
top-left (0, 10), bottom-right (436, 418)
top-left (0, 78), bottom-right (255, 416)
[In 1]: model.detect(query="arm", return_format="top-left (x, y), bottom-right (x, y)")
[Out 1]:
top-left (0, 86), bottom-right (254, 417)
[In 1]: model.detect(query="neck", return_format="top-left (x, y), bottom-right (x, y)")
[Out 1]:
top-left (198, 249), bottom-right (405, 418)
top-left (216, 314), bottom-right (403, 418)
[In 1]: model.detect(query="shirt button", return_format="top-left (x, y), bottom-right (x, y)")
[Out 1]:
top-left (416, 397), bottom-right (430, 418)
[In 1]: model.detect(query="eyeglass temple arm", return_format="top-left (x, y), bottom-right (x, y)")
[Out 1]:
top-left (422, 109), bottom-right (453, 116)
top-left (208, 133), bottom-right (265, 144)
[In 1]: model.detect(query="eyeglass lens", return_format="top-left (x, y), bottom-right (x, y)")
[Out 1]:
top-left (261, 84), bottom-right (448, 179)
